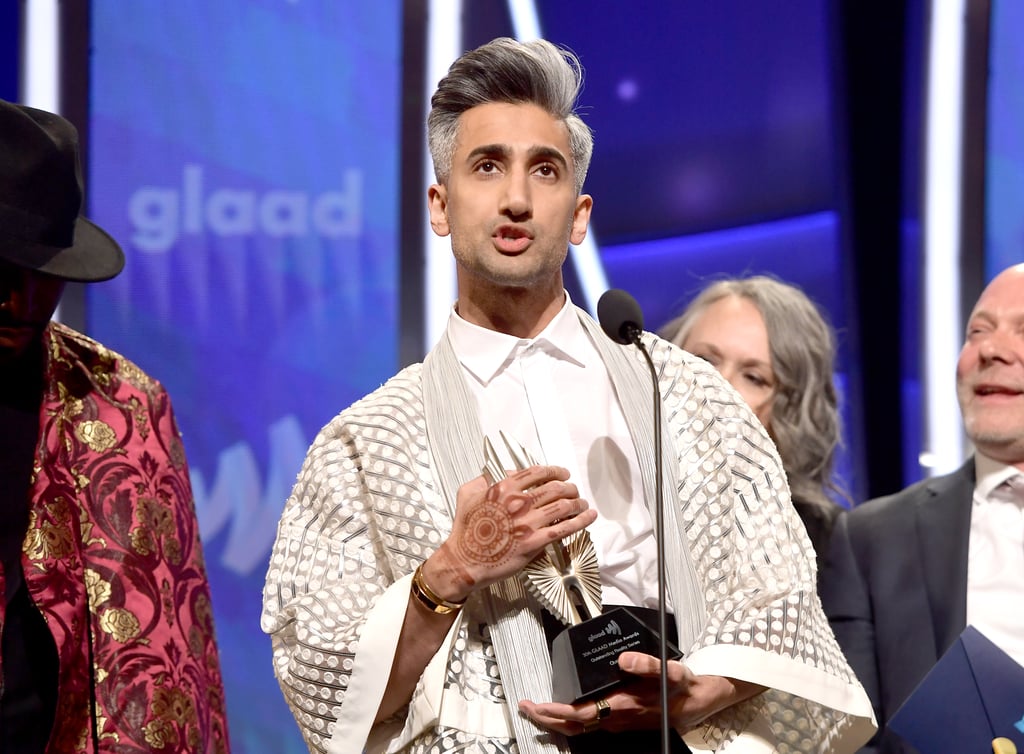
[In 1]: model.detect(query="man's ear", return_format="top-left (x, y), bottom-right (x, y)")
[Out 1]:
top-left (428, 184), bottom-right (451, 237)
top-left (570, 193), bottom-right (593, 246)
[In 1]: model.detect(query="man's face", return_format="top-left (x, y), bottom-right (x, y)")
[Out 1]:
top-left (428, 102), bottom-right (592, 301)
top-left (956, 265), bottom-right (1024, 467)
top-left (0, 259), bottom-right (65, 363)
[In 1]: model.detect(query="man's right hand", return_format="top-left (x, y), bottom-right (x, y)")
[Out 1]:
top-left (420, 465), bottom-right (596, 604)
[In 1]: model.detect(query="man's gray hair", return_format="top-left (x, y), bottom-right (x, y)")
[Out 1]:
top-left (427, 37), bottom-right (594, 195)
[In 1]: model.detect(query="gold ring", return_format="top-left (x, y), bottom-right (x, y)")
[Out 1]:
top-left (580, 698), bottom-right (611, 733)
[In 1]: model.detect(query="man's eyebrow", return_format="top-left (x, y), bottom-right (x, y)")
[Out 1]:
top-left (465, 144), bottom-right (511, 162)
top-left (527, 145), bottom-right (569, 168)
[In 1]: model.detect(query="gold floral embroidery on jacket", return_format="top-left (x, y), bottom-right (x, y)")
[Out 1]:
top-left (23, 501), bottom-right (75, 561)
top-left (88, 345), bottom-right (115, 389)
top-left (99, 606), bottom-right (142, 643)
top-left (131, 497), bottom-right (183, 565)
top-left (78, 505), bottom-right (106, 549)
top-left (130, 396), bottom-right (151, 441)
top-left (118, 359), bottom-right (154, 392)
top-left (143, 687), bottom-right (198, 749)
top-left (84, 568), bottom-right (112, 612)
top-left (29, 324), bottom-right (230, 753)
top-left (75, 419), bottom-right (118, 452)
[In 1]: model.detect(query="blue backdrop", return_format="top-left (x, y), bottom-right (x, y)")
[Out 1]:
top-left (986, 0), bottom-right (1024, 280)
top-left (86, 2), bottom-right (401, 751)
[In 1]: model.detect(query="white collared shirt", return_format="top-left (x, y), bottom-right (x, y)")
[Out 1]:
top-left (447, 294), bottom-right (661, 608)
top-left (967, 453), bottom-right (1024, 665)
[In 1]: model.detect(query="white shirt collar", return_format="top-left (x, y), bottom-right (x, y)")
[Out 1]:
top-left (446, 292), bottom-right (589, 386)
top-left (973, 452), bottom-right (1024, 503)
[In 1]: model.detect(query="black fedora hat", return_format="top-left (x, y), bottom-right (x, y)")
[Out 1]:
top-left (0, 99), bottom-right (124, 282)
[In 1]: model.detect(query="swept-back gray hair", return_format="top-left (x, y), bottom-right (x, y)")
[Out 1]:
top-left (661, 276), bottom-right (846, 509)
top-left (427, 37), bottom-right (594, 195)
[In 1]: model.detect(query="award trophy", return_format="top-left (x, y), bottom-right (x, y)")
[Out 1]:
top-left (483, 432), bottom-right (679, 703)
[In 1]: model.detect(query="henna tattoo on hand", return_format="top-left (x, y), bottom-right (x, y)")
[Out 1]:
top-left (454, 482), bottom-right (530, 568)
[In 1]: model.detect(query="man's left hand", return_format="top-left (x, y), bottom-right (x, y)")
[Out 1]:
top-left (518, 651), bottom-right (766, 737)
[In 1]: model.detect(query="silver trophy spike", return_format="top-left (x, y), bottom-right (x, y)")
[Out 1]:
top-left (482, 432), bottom-right (603, 626)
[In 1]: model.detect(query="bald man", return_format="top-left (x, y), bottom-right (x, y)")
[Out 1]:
top-left (822, 263), bottom-right (1024, 753)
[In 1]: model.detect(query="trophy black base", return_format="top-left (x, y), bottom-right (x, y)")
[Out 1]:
top-left (548, 606), bottom-right (681, 704)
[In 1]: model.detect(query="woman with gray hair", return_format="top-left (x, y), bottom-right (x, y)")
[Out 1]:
top-left (661, 275), bottom-right (846, 567)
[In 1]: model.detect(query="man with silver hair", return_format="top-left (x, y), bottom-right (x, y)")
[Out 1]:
top-left (263, 37), bottom-right (874, 754)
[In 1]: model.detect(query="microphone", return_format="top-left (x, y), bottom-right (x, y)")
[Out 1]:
top-left (597, 288), bottom-right (644, 345)
top-left (596, 289), bottom-right (681, 754)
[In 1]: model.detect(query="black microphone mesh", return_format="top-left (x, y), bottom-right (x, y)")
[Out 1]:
top-left (597, 288), bottom-right (644, 344)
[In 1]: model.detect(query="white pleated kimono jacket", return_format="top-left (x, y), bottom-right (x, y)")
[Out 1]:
top-left (262, 308), bottom-right (875, 754)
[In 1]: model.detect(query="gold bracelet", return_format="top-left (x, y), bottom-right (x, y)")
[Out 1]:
top-left (411, 564), bottom-right (465, 615)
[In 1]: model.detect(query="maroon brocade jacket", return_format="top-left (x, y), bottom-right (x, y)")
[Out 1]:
top-left (10, 322), bottom-right (230, 753)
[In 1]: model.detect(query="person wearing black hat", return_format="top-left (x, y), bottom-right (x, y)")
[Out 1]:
top-left (0, 99), bottom-right (230, 753)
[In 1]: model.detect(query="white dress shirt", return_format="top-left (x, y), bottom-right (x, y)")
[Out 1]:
top-left (447, 294), bottom-right (662, 609)
top-left (967, 453), bottom-right (1024, 666)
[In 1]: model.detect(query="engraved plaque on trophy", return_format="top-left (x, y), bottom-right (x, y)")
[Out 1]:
top-left (483, 433), bottom-right (680, 703)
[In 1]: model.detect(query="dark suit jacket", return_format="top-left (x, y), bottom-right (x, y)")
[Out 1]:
top-left (820, 461), bottom-right (975, 754)
top-left (792, 496), bottom-right (841, 578)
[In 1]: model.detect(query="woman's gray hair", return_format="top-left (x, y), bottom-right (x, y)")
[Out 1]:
top-left (661, 276), bottom-right (846, 509)
top-left (427, 37), bottom-right (594, 195)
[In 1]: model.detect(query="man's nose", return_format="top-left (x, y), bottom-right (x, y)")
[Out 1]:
top-left (978, 331), bottom-right (1015, 364)
top-left (500, 169), bottom-right (531, 218)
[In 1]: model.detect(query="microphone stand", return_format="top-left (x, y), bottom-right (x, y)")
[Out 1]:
top-left (625, 327), bottom-right (672, 754)
top-left (599, 289), bottom-right (690, 754)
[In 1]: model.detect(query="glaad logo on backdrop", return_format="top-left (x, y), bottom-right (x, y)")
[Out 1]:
top-left (128, 164), bottom-right (362, 253)
top-left (191, 416), bottom-right (309, 576)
